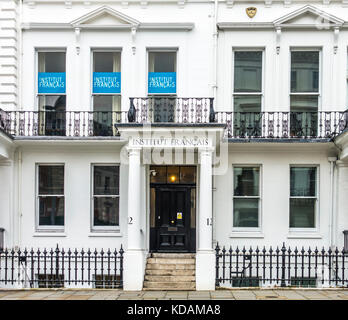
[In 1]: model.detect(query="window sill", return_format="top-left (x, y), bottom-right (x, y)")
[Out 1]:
top-left (229, 232), bottom-right (264, 239)
top-left (88, 232), bottom-right (123, 237)
top-left (287, 233), bottom-right (322, 239)
top-left (33, 232), bottom-right (66, 237)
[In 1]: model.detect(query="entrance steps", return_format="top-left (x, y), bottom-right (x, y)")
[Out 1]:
top-left (143, 253), bottom-right (196, 290)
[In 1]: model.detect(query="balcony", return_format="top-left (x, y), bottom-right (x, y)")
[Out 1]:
top-left (0, 98), bottom-right (347, 140)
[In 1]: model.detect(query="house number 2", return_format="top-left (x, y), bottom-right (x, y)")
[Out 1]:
top-left (128, 217), bottom-right (133, 224)
top-left (207, 218), bottom-right (212, 226)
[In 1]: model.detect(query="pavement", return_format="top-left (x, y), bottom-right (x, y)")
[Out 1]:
top-left (0, 288), bottom-right (347, 300)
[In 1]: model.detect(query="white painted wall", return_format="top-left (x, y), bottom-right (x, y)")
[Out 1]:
top-left (0, 0), bottom-right (348, 257)
top-left (18, 144), bottom-right (131, 250)
top-left (214, 145), bottom-right (338, 248)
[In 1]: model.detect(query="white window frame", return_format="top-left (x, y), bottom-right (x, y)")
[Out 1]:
top-left (91, 164), bottom-right (121, 232)
top-left (289, 48), bottom-right (322, 111)
top-left (289, 164), bottom-right (319, 232)
top-left (90, 48), bottom-right (122, 111)
top-left (232, 164), bottom-right (262, 232)
top-left (35, 163), bottom-right (65, 232)
top-left (35, 48), bottom-right (67, 109)
top-left (146, 48), bottom-right (178, 97)
top-left (232, 48), bottom-right (265, 112)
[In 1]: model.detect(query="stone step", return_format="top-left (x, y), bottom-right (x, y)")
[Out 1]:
top-left (147, 258), bottom-right (195, 265)
top-left (145, 269), bottom-right (195, 276)
top-left (146, 263), bottom-right (195, 270)
top-left (143, 281), bottom-right (196, 290)
top-left (144, 275), bottom-right (196, 282)
top-left (151, 253), bottom-right (196, 259)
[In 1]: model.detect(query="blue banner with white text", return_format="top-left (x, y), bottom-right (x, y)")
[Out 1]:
top-left (93, 72), bottom-right (121, 94)
top-left (38, 72), bottom-right (66, 94)
top-left (148, 72), bottom-right (176, 94)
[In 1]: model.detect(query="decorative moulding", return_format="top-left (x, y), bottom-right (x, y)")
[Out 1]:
top-left (65, 1), bottom-right (72, 9)
top-left (21, 5), bottom-right (195, 32)
top-left (218, 5), bottom-right (346, 31)
top-left (265, 0), bottom-right (272, 8)
top-left (226, 0), bottom-right (234, 8)
top-left (70, 5), bottom-right (140, 27)
top-left (273, 4), bottom-right (344, 28)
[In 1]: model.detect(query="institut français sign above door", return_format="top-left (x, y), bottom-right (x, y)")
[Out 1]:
top-left (129, 137), bottom-right (211, 148)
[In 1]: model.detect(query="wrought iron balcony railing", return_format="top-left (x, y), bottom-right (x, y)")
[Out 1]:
top-left (0, 101), bottom-right (347, 140)
top-left (216, 111), bottom-right (348, 139)
top-left (128, 97), bottom-right (215, 123)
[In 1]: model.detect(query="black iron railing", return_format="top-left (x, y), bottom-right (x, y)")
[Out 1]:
top-left (215, 243), bottom-right (348, 288)
top-left (215, 111), bottom-right (348, 139)
top-left (0, 110), bottom-right (128, 137)
top-left (0, 245), bottom-right (124, 288)
top-left (1, 106), bottom-right (347, 139)
top-left (128, 97), bottom-right (215, 123)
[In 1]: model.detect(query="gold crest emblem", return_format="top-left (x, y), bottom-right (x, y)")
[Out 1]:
top-left (246, 7), bottom-right (257, 18)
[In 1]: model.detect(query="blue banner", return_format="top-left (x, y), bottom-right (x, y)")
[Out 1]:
top-left (38, 72), bottom-right (66, 94)
top-left (148, 72), bottom-right (176, 94)
top-left (93, 72), bottom-right (121, 94)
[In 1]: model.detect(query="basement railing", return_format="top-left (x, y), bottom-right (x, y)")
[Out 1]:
top-left (215, 243), bottom-right (348, 288)
top-left (0, 245), bottom-right (124, 289)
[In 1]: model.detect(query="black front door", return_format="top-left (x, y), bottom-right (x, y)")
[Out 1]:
top-left (151, 185), bottom-right (195, 252)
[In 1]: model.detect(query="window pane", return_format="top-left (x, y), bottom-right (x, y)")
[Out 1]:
top-left (290, 198), bottom-right (315, 228)
top-left (233, 198), bottom-right (259, 227)
top-left (39, 95), bottom-right (66, 113)
top-left (290, 99), bottom-right (318, 137)
top-left (38, 52), bottom-right (66, 73)
top-left (94, 197), bottom-right (119, 226)
top-left (234, 167), bottom-right (259, 196)
top-left (234, 51), bottom-right (262, 93)
top-left (291, 51), bottom-right (319, 93)
top-left (150, 166), bottom-right (167, 183)
top-left (149, 52), bottom-right (176, 72)
top-left (234, 95), bottom-right (261, 113)
top-left (94, 166), bottom-right (119, 195)
top-left (39, 196), bottom-right (64, 226)
top-left (290, 167), bottom-right (316, 197)
top-left (167, 166), bottom-right (180, 184)
top-left (39, 166), bottom-right (64, 195)
top-left (38, 96), bottom-right (66, 136)
top-left (290, 95), bottom-right (318, 112)
top-left (93, 52), bottom-right (121, 72)
top-left (180, 166), bottom-right (196, 184)
top-left (92, 96), bottom-right (121, 136)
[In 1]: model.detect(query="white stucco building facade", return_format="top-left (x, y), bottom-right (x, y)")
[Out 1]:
top-left (0, 0), bottom-right (348, 290)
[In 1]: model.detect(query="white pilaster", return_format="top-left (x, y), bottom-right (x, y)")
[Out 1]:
top-left (123, 147), bottom-right (145, 291)
top-left (196, 148), bottom-right (215, 291)
top-left (335, 161), bottom-right (348, 248)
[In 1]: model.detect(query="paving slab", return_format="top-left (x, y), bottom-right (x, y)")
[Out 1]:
top-left (0, 289), bottom-right (347, 300)
top-left (298, 291), bottom-right (331, 300)
top-left (273, 290), bottom-right (307, 300)
top-left (65, 295), bottom-right (93, 300)
top-left (210, 292), bottom-right (234, 298)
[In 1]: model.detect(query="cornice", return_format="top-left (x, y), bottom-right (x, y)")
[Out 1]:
top-left (21, 22), bottom-right (194, 31)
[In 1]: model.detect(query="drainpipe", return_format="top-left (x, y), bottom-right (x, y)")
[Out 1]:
top-left (17, 148), bottom-right (22, 247)
top-left (212, 0), bottom-right (218, 246)
top-left (328, 156), bottom-right (337, 248)
top-left (18, 0), bottom-right (23, 111)
top-left (212, 0), bottom-right (218, 101)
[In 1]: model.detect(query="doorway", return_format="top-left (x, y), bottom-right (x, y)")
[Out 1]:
top-left (149, 166), bottom-right (196, 252)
